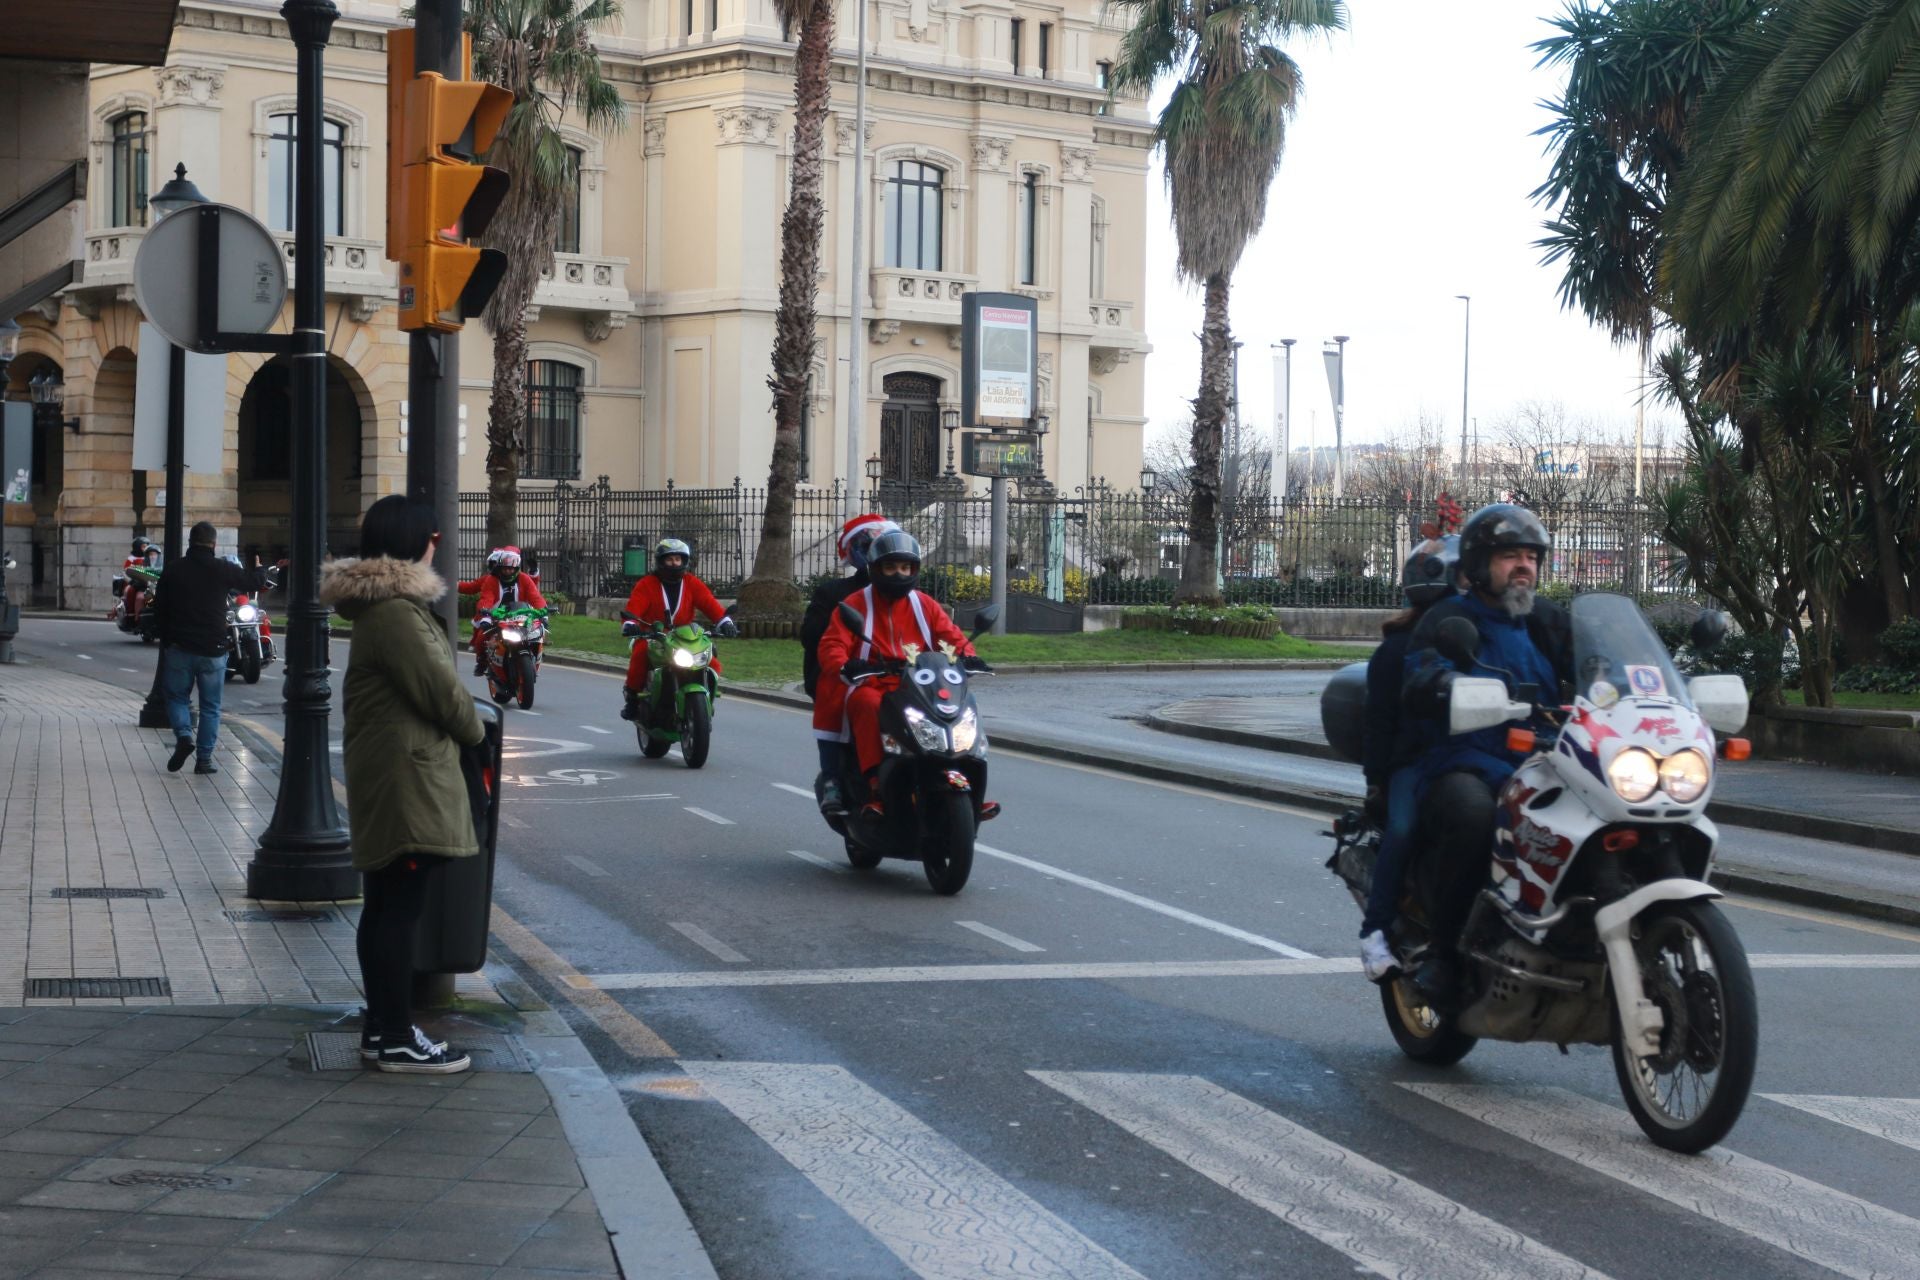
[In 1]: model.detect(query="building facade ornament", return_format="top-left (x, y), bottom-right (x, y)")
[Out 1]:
top-left (834, 115), bottom-right (875, 155)
top-left (154, 62), bottom-right (225, 107)
top-left (1090, 349), bottom-right (1122, 375)
top-left (870, 319), bottom-right (901, 345)
top-left (643, 116), bottom-right (667, 156)
top-left (970, 133), bottom-right (1011, 172)
top-left (349, 295), bottom-right (382, 324)
top-left (1059, 145), bottom-right (1097, 183)
top-left (715, 105), bottom-right (782, 147)
top-left (583, 313), bottom-right (629, 343)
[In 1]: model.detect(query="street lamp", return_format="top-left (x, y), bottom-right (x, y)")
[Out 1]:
top-left (865, 452), bottom-right (883, 482)
top-left (1272, 340), bottom-right (1294, 501)
top-left (1455, 295), bottom-right (1471, 485)
top-left (1139, 465), bottom-right (1156, 492)
top-left (0, 319), bottom-right (20, 665)
top-left (941, 406), bottom-right (960, 475)
top-left (149, 163), bottom-right (210, 219)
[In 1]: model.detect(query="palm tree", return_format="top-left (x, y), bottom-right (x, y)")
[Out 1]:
top-left (467, 0), bottom-right (626, 550)
top-left (1108, 0), bottom-right (1346, 606)
top-left (734, 0), bottom-right (837, 627)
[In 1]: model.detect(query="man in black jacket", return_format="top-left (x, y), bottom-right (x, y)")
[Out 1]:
top-left (152, 522), bottom-right (264, 775)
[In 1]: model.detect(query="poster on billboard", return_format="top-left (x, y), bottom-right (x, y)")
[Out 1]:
top-left (961, 292), bottom-right (1038, 428)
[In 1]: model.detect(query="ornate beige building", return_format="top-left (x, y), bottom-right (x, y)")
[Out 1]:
top-left (4, 0), bottom-right (1152, 607)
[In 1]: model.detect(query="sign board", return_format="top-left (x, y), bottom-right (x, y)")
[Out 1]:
top-left (132, 323), bottom-right (226, 473)
top-left (2, 403), bottom-right (30, 504)
top-left (960, 292), bottom-right (1038, 428)
top-left (961, 432), bottom-right (1042, 479)
top-left (132, 203), bottom-right (287, 352)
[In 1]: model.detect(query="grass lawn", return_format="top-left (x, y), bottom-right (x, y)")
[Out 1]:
top-left (1780, 689), bottom-right (1920, 712)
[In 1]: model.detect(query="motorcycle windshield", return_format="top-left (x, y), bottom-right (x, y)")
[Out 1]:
top-left (1570, 592), bottom-right (1690, 707)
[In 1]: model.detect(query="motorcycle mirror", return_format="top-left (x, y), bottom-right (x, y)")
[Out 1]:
top-left (1436, 616), bottom-right (1480, 669)
top-left (969, 604), bottom-right (1001, 639)
top-left (835, 602), bottom-right (865, 634)
top-left (1690, 609), bottom-right (1730, 653)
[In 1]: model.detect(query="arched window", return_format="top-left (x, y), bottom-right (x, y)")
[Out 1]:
top-left (109, 112), bottom-right (150, 227)
top-left (268, 114), bottom-right (346, 235)
top-left (554, 146), bottom-right (584, 254)
top-left (883, 161), bottom-right (943, 271)
top-left (526, 360), bottom-right (584, 480)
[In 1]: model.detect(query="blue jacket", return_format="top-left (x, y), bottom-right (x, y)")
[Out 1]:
top-left (1403, 593), bottom-right (1570, 787)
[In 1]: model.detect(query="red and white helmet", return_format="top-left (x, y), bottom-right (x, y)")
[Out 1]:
top-left (837, 514), bottom-right (896, 563)
top-left (488, 546), bottom-right (523, 570)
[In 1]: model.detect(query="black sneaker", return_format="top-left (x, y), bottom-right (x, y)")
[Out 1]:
top-left (375, 1026), bottom-right (471, 1074)
top-left (473, 656), bottom-right (488, 677)
top-left (361, 1027), bottom-right (446, 1060)
top-left (167, 737), bottom-right (195, 772)
top-left (818, 776), bottom-right (847, 817)
top-left (194, 759), bottom-right (220, 775)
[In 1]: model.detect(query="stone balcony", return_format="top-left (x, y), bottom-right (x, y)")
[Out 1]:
top-left (1089, 298), bottom-right (1134, 330)
top-left (529, 252), bottom-right (632, 342)
top-left (1088, 297), bottom-right (1141, 374)
top-left (868, 266), bottom-right (978, 329)
top-left (79, 226), bottom-right (394, 319)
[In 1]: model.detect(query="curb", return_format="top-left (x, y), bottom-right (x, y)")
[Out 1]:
top-left (1146, 710), bottom-right (1345, 762)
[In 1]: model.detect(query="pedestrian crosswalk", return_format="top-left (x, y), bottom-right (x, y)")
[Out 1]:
top-left (669, 1063), bottom-right (1920, 1280)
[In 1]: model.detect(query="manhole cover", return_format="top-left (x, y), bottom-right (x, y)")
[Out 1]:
top-left (223, 909), bottom-right (336, 924)
top-left (27, 977), bottom-right (171, 999)
top-left (108, 1170), bottom-right (232, 1190)
top-left (50, 887), bottom-right (166, 900)
top-left (305, 1030), bottom-right (531, 1073)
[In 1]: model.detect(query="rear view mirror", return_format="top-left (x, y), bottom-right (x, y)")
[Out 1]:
top-left (1690, 610), bottom-right (1730, 652)
top-left (1688, 674), bottom-right (1750, 735)
top-left (836, 601), bottom-right (864, 634)
top-left (1436, 616), bottom-right (1480, 669)
top-left (969, 604), bottom-right (1001, 639)
top-left (1449, 676), bottom-right (1531, 736)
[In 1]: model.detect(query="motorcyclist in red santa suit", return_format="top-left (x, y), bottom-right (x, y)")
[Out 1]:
top-left (816, 529), bottom-right (990, 815)
top-left (620, 538), bottom-right (736, 721)
top-left (458, 547), bottom-right (547, 676)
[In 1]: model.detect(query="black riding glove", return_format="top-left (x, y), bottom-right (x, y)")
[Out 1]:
top-left (714, 617), bottom-right (738, 638)
top-left (1364, 784), bottom-right (1388, 825)
top-left (839, 658), bottom-right (881, 681)
top-left (960, 655), bottom-right (993, 673)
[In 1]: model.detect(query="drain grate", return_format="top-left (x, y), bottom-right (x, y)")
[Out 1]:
top-left (27, 977), bottom-right (171, 999)
top-left (305, 1030), bottom-right (531, 1073)
top-left (50, 887), bottom-right (166, 900)
top-left (223, 908), bottom-right (336, 924)
top-left (109, 1170), bottom-right (232, 1191)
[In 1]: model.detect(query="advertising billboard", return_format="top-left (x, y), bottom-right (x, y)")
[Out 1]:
top-left (961, 292), bottom-right (1039, 428)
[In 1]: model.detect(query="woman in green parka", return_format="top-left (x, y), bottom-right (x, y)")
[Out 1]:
top-left (320, 495), bottom-right (482, 1074)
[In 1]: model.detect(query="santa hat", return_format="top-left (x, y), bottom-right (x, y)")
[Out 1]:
top-left (837, 514), bottom-right (890, 560)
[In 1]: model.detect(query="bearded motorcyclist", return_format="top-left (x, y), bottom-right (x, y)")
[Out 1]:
top-left (620, 538), bottom-right (734, 721)
top-left (1400, 503), bottom-right (1573, 1002)
top-left (462, 547), bottom-right (548, 676)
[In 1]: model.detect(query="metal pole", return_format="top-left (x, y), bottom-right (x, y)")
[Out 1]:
top-left (1271, 341), bottom-right (1292, 503)
top-left (988, 476), bottom-right (1007, 635)
top-left (410, 0), bottom-right (464, 643)
top-left (1456, 295), bottom-right (1470, 479)
top-left (1332, 336), bottom-right (1348, 498)
top-left (251, 0), bottom-right (355, 901)
top-left (842, 0), bottom-right (869, 523)
top-left (1633, 339), bottom-right (1646, 498)
top-left (137, 343), bottom-right (188, 727)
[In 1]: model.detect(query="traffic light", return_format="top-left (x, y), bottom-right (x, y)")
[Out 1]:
top-left (386, 30), bottom-right (513, 332)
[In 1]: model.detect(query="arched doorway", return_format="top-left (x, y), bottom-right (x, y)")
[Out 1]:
top-left (879, 372), bottom-right (942, 488)
top-left (10, 355), bottom-right (67, 606)
top-left (237, 356), bottom-right (364, 560)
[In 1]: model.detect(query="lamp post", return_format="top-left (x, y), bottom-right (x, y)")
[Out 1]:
top-left (865, 451), bottom-right (883, 508)
top-left (941, 406), bottom-right (960, 476)
top-left (249, 0), bottom-right (355, 901)
top-left (134, 165), bottom-right (210, 727)
top-left (1323, 335), bottom-right (1349, 498)
top-left (0, 319), bottom-right (20, 665)
top-left (1455, 295), bottom-right (1470, 486)
top-left (1271, 340), bottom-right (1293, 502)
top-left (842, 0), bottom-right (870, 524)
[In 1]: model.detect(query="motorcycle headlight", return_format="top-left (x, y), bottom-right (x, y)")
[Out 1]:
top-left (235, 604), bottom-right (258, 623)
top-left (672, 647), bottom-right (696, 668)
top-left (499, 628), bottom-right (525, 645)
top-left (1659, 749), bottom-right (1711, 804)
top-left (903, 707), bottom-right (948, 752)
top-left (1607, 748), bottom-right (1660, 803)
top-left (950, 707), bottom-right (978, 754)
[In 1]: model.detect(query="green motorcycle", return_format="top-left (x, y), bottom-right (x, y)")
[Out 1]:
top-left (622, 611), bottom-right (720, 768)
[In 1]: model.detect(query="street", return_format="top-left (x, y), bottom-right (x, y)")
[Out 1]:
top-left (16, 618), bottom-right (1920, 1280)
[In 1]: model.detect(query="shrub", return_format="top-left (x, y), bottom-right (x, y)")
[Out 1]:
top-left (1655, 618), bottom-right (1798, 692)
top-left (1878, 618), bottom-right (1920, 672)
top-left (1836, 664), bottom-right (1920, 694)
top-left (1089, 573), bottom-right (1175, 604)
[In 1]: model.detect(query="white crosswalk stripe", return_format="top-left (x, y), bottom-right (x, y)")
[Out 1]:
top-left (1404, 1084), bottom-right (1920, 1280)
top-left (684, 1061), bottom-right (1148, 1280)
top-left (1763, 1094), bottom-right (1920, 1154)
top-left (1033, 1071), bottom-right (1606, 1280)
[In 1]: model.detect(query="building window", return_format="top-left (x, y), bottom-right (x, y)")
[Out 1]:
top-left (1019, 172), bottom-right (1039, 286)
top-left (882, 160), bottom-right (944, 271)
top-left (109, 111), bottom-right (149, 227)
top-left (242, 360), bottom-right (294, 481)
top-left (525, 360), bottom-right (584, 480)
top-left (1096, 61), bottom-right (1112, 115)
top-left (268, 114), bottom-right (346, 235)
top-left (554, 146), bottom-right (583, 254)
top-left (1010, 18), bottom-right (1023, 74)
top-left (880, 373), bottom-right (942, 486)
top-left (1038, 23), bottom-right (1051, 78)
top-left (683, 0), bottom-right (693, 35)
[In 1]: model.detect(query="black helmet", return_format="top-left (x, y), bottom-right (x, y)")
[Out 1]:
top-left (868, 528), bottom-right (922, 598)
top-left (654, 537), bottom-right (691, 584)
top-left (1401, 534), bottom-right (1460, 607)
top-left (1459, 503), bottom-right (1550, 590)
top-left (131, 536), bottom-right (152, 555)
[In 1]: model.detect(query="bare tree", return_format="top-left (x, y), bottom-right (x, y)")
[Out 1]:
top-left (1346, 411), bottom-right (1454, 514)
top-left (1482, 401), bottom-right (1638, 507)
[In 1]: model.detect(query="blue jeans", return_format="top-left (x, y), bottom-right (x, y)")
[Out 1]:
top-left (1361, 767), bottom-right (1422, 936)
top-left (162, 649), bottom-right (227, 762)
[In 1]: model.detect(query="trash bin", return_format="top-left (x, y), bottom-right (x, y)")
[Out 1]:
top-left (412, 698), bottom-right (504, 975)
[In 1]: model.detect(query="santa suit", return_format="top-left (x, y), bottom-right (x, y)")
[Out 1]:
top-left (623, 572), bottom-right (727, 691)
top-left (816, 585), bottom-right (973, 773)
top-left (459, 573), bottom-right (548, 656)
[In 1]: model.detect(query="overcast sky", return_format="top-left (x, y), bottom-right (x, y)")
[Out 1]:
top-left (1137, 0), bottom-right (1669, 456)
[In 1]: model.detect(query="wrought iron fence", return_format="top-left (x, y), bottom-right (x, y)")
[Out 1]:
top-left (457, 480), bottom-right (1688, 609)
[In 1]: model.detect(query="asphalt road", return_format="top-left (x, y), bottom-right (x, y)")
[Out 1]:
top-left (18, 618), bottom-right (1920, 1280)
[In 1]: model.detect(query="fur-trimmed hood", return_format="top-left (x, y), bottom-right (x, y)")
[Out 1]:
top-left (319, 556), bottom-right (448, 621)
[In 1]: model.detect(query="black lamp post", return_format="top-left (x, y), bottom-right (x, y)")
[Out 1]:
top-left (0, 319), bottom-right (20, 665)
top-left (941, 407), bottom-right (960, 476)
top-left (249, 0), bottom-right (355, 901)
top-left (134, 165), bottom-right (210, 728)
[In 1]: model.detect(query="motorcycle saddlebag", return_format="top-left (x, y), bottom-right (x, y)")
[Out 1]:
top-left (1319, 661), bottom-right (1370, 765)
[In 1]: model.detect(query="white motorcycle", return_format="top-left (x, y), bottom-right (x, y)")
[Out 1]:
top-left (1322, 592), bottom-right (1758, 1152)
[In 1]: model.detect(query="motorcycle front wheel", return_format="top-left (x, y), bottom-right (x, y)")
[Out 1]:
top-left (515, 653), bottom-right (537, 710)
top-left (844, 835), bottom-right (883, 870)
top-left (638, 723), bottom-right (672, 758)
top-left (238, 638), bottom-right (262, 684)
top-left (680, 695), bottom-right (711, 769)
top-left (1381, 976), bottom-right (1478, 1065)
top-left (1609, 899), bottom-right (1757, 1153)
top-left (921, 791), bottom-right (975, 895)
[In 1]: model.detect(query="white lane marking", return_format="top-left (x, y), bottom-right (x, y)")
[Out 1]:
top-left (571, 957), bottom-right (1354, 991)
top-left (786, 849), bottom-right (844, 873)
top-left (1763, 1095), bottom-right (1920, 1154)
top-left (1035, 1072), bottom-right (1604, 1280)
top-left (565, 855), bottom-right (611, 878)
top-left (773, 782), bottom-right (815, 799)
top-left (502, 815), bottom-right (530, 831)
top-left (118, 667), bottom-right (139, 673)
top-left (77, 653), bottom-right (93, 660)
top-left (580, 724), bottom-right (611, 734)
top-left (955, 921), bottom-right (1044, 953)
top-left (1404, 1084), bottom-right (1920, 1280)
top-left (976, 842), bottom-right (1317, 960)
top-left (669, 922), bottom-right (748, 964)
top-left (1746, 953), bottom-right (1920, 969)
top-left (684, 806), bottom-right (735, 826)
top-left (517, 708), bottom-right (542, 716)
top-left (511, 793), bottom-right (678, 805)
top-left (501, 736), bottom-right (591, 761)
top-left (684, 1062), bottom-right (1148, 1280)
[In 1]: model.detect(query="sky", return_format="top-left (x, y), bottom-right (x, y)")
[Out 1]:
top-left (1137, 0), bottom-right (1669, 456)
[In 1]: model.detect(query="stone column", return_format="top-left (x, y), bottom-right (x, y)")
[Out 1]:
top-left (969, 133), bottom-right (1012, 291)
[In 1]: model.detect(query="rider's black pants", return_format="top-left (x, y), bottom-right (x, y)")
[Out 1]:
top-left (1421, 770), bottom-right (1497, 953)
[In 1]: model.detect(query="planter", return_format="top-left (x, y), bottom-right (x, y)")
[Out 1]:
top-left (737, 618), bottom-right (798, 640)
